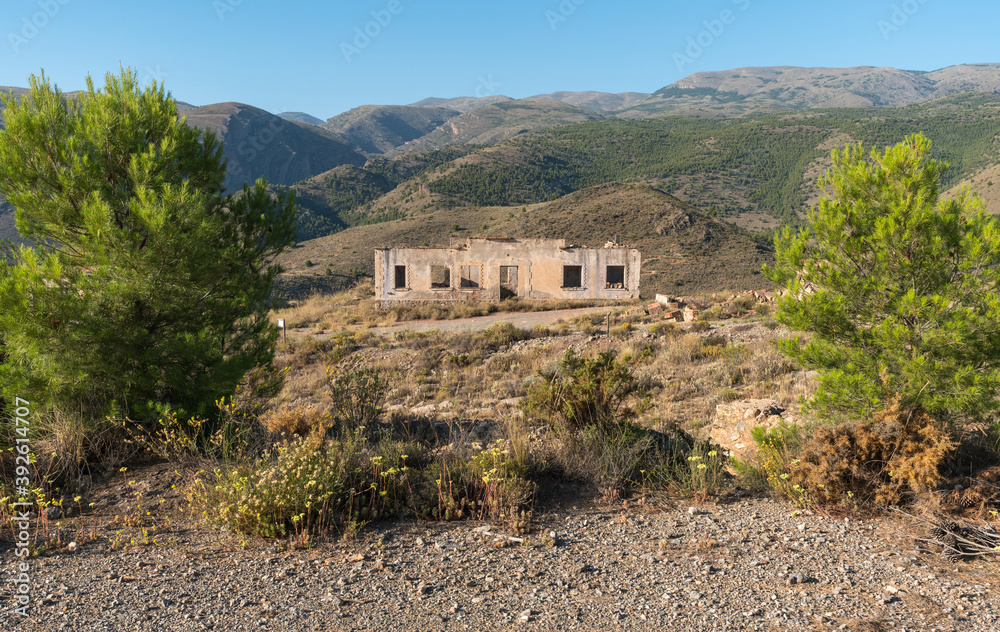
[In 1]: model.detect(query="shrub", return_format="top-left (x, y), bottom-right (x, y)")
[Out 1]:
top-left (552, 422), bottom-right (656, 492)
top-left (114, 394), bottom-right (271, 463)
top-left (690, 320), bottom-right (711, 333)
top-left (523, 350), bottom-right (648, 433)
top-left (261, 405), bottom-right (331, 438)
top-left (702, 305), bottom-right (723, 321)
top-left (189, 431), bottom-right (535, 539)
top-left (609, 323), bottom-right (633, 339)
top-left (544, 420), bottom-right (726, 499)
top-left (750, 421), bottom-right (809, 504)
top-left (790, 397), bottom-right (956, 505)
top-left (668, 442), bottom-right (728, 501)
top-left (326, 357), bottom-right (389, 431)
top-left (188, 430), bottom-right (376, 539)
top-left (411, 441), bottom-right (534, 530)
top-left (474, 322), bottom-right (531, 349)
top-left (649, 322), bottom-right (679, 338)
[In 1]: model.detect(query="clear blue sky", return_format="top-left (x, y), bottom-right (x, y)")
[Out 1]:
top-left (4, 0), bottom-right (998, 120)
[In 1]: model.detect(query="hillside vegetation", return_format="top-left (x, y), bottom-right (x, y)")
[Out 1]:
top-left (290, 165), bottom-right (396, 240)
top-left (390, 93), bottom-right (1000, 225)
top-left (6, 68), bottom-right (1000, 297)
top-left (278, 91), bottom-right (1000, 294)
top-left (287, 146), bottom-right (483, 241)
top-left (408, 90), bottom-right (652, 113)
top-left (409, 95), bottom-right (512, 112)
top-left (276, 182), bottom-right (773, 298)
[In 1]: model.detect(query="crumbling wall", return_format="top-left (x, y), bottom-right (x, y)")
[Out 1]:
top-left (376, 238), bottom-right (640, 302)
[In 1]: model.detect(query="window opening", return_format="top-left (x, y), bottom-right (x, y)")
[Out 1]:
top-left (430, 265), bottom-right (451, 288)
top-left (606, 265), bottom-right (625, 289)
top-left (563, 265), bottom-right (583, 288)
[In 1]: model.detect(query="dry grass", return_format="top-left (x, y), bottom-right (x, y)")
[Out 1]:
top-left (261, 404), bottom-right (331, 437)
top-left (272, 281), bottom-right (627, 333)
top-left (267, 309), bottom-right (814, 460)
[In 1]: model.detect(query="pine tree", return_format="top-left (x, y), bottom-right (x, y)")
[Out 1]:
top-left (0, 69), bottom-right (296, 423)
top-left (766, 133), bottom-right (1000, 426)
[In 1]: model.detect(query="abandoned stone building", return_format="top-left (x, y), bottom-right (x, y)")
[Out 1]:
top-left (375, 237), bottom-right (640, 302)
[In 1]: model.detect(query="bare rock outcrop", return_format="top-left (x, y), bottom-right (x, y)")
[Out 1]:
top-left (709, 399), bottom-right (791, 463)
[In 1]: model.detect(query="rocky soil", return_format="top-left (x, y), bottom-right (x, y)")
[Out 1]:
top-left (2, 482), bottom-right (997, 632)
top-left (3, 316), bottom-right (996, 631)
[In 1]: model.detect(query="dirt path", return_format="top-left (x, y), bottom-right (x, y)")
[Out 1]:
top-left (368, 306), bottom-right (620, 336)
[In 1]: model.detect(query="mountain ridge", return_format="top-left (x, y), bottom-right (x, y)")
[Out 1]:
top-left (620, 64), bottom-right (1000, 118)
top-left (320, 105), bottom-right (460, 156)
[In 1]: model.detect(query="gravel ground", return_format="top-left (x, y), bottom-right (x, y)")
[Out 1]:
top-left (2, 493), bottom-right (997, 632)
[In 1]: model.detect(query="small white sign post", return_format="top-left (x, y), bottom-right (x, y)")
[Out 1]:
top-left (277, 318), bottom-right (286, 343)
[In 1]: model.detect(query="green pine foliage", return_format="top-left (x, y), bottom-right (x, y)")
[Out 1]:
top-left (766, 133), bottom-right (1000, 426)
top-left (0, 69), bottom-right (296, 424)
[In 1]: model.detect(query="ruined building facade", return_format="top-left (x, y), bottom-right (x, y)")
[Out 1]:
top-left (375, 238), bottom-right (640, 302)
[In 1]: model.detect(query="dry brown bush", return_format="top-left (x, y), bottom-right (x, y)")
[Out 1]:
top-left (261, 405), bottom-right (331, 437)
top-left (791, 397), bottom-right (956, 505)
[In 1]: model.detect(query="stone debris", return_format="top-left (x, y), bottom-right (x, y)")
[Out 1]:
top-left (708, 398), bottom-right (795, 463)
top-left (9, 495), bottom-right (998, 631)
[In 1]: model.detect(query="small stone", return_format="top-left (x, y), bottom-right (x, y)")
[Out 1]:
top-left (45, 506), bottom-right (63, 520)
top-left (884, 585), bottom-right (899, 594)
top-left (67, 541), bottom-right (77, 552)
top-left (518, 609), bottom-right (532, 622)
top-left (688, 590), bottom-right (702, 600)
top-left (788, 573), bottom-right (806, 586)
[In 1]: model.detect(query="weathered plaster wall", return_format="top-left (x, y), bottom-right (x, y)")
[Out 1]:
top-left (375, 238), bottom-right (640, 302)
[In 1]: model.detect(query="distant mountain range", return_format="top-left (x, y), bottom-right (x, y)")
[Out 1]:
top-left (620, 64), bottom-right (1000, 117)
top-left (307, 64), bottom-right (1000, 156)
top-left (181, 102), bottom-right (365, 191)
top-left (278, 111), bottom-right (325, 126)
top-left (320, 105), bottom-right (460, 156)
top-left (5, 64), bottom-right (1000, 295)
top-left (408, 90), bottom-right (650, 113)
